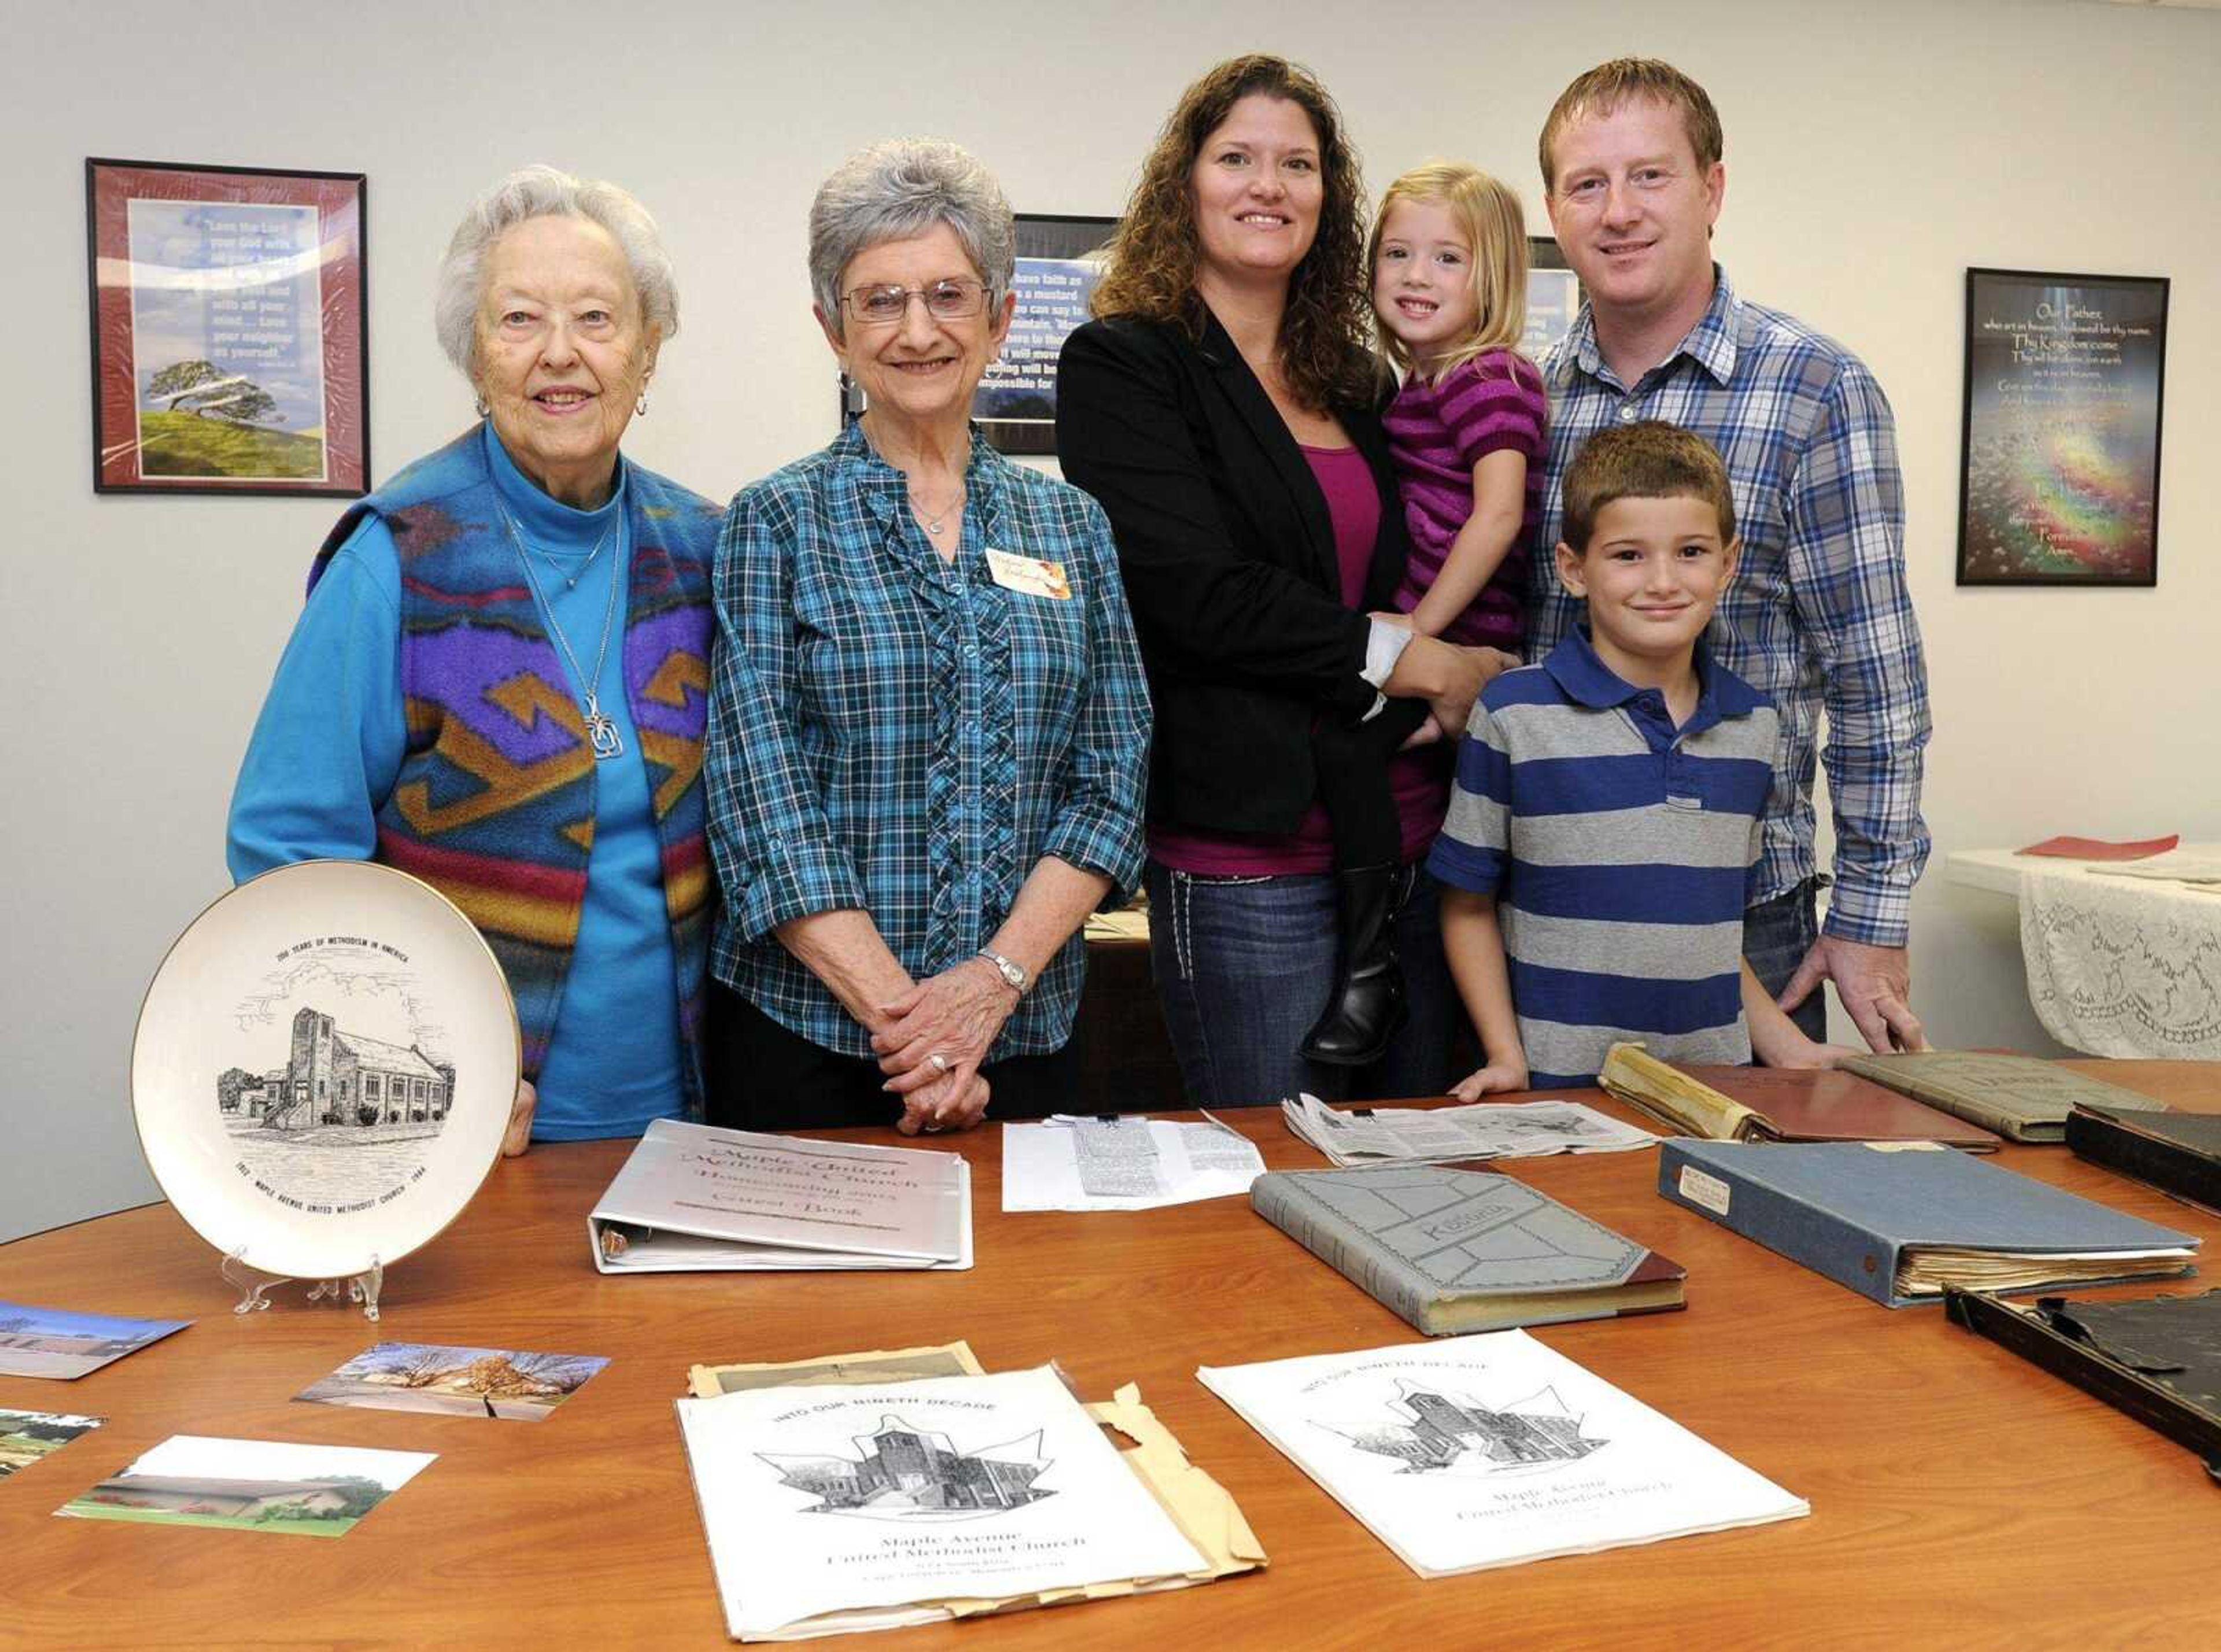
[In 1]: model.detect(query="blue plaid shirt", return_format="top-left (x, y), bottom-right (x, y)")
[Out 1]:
top-left (1529, 266), bottom-right (1931, 947)
top-left (705, 423), bottom-right (1152, 1059)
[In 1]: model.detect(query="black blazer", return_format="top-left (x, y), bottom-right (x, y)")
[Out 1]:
top-left (1056, 311), bottom-right (1413, 836)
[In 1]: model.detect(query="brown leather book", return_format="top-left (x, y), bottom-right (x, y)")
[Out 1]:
top-left (1599, 1045), bottom-right (2004, 1150)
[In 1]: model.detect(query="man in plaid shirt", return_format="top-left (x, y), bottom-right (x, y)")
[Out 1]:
top-left (1528, 58), bottom-right (1931, 1053)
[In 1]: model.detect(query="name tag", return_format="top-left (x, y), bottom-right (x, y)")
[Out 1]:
top-left (984, 548), bottom-right (1072, 600)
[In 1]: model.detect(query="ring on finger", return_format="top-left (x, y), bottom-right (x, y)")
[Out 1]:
top-left (927, 1052), bottom-right (950, 1075)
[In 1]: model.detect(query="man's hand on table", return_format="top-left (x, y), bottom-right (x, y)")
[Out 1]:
top-left (1779, 936), bottom-right (1928, 1053)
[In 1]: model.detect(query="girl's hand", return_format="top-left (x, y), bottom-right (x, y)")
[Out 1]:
top-left (1449, 1060), bottom-right (1529, 1100)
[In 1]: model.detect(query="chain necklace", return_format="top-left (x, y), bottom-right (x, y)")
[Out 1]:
top-left (857, 419), bottom-right (965, 540)
top-left (506, 511), bottom-right (615, 591)
top-left (498, 499), bottom-right (626, 761)
top-left (911, 481), bottom-right (964, 538)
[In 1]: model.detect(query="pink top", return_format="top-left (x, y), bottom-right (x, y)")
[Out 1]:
top-left (1150, 444), bottom-right (1452, 876)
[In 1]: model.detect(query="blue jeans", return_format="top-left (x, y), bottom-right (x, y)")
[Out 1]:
top-left (1145, 860), bottom-right (1459, 1108)
top-left (1743, 878), bottom-right (1826, 1043)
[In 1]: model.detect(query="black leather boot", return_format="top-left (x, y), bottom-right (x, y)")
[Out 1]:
top-left (1300, 864), bottom-right (1410, 1067)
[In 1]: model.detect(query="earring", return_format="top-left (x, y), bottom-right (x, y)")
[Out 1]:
top-left (474, 394), bottom-right (489, 419)
top-left (636, 390), bottom-right (649, 418)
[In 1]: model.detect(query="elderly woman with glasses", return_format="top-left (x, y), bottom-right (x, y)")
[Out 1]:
top-left (229, 164), bottom-right (723, 1155)
top-left (704, 138), bottom-right (1151, 1135)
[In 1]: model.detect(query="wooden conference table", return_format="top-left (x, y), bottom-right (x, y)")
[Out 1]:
top-left (8, 1062), bottom-right (2221, 1649)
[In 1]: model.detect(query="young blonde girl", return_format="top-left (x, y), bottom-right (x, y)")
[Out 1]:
top-left (1303, 163), bottom-right (1545, 1065)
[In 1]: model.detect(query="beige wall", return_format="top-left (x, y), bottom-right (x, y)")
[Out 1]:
top-left (4, 0), bottom-right (2215, 1240)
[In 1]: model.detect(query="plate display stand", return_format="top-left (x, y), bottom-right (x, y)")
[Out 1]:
top-left (222, 1246), bottom-right (385, 1321)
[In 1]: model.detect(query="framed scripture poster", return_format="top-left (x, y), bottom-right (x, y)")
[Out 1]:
top-left (973, 213), bottom-right (1116, 455)
top-left (1957, 267), bottom-right (2167, 587)
top-left (87, 158), bottom-right (368, 497)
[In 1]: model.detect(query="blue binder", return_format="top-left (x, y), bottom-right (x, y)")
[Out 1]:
top-left (1657, 1139), bottom-right (2198, 1308)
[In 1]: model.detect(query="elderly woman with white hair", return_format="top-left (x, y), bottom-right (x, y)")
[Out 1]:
top-left (228, 164), bottom-right (722, 1154)
top-left (704, 138), bottom-right (1151, 1135)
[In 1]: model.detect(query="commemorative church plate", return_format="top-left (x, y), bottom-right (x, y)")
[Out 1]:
top-left (131, 860), bottom-right (519, 1282)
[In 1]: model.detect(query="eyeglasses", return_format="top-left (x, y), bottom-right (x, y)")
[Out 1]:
top-left (841, 278), bottom-right (991, 327)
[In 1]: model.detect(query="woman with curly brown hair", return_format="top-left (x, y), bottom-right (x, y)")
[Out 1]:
top-left (1057, 55), bottom-right (1507, 1109)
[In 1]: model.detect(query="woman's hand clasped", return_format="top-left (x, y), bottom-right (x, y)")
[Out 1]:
top-left (873, 957), bottom-right (1020, 1134)
top-left (895, 1066), bottom-right (993, 1137)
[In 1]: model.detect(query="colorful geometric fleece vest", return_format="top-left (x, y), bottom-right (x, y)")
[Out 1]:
top-left (310, 426), bottom-right (722, 1106)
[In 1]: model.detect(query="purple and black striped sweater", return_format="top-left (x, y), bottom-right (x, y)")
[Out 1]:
top-left (1382, 348), bottom-right (1547, 651)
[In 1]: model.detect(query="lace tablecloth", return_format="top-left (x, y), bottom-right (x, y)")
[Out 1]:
top-left (2017, 862), bottom-right (2221, 1058)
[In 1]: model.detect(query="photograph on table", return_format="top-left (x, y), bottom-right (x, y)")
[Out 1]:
top-left (58, 1435), bottom-right (433, 1539)
top-left (294, 1341), bottom-right (609, 1421)
top-left (1957, 267), bottom-right (2168, 587)
top-left (0, 1301), bottom-right (191, 1380)
top-left (0, 1411), bottom-right (103, 1482)
top-left (86, 158), bottom-right (367, 496)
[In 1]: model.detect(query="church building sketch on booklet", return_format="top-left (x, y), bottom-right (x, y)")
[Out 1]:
top-left (1329, 1379), bottom-right (1606, 1474)
top-left (761, 1414), bottom-right (1054, 1522)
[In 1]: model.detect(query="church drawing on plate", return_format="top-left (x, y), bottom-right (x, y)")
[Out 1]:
top-left (219, 1005), bottom-right (454, 1131)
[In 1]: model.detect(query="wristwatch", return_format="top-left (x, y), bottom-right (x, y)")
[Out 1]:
top-left (976, 947), bottom-right (1030, 995)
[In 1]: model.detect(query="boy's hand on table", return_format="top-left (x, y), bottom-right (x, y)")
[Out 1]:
top-left (1763, 1038), bottom-right (1861, 1071)
top-left (1449, 1060), bottom-right (1530, 1100)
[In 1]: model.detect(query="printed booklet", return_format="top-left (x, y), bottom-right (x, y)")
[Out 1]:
top-left (674, 1365), bottom-right (1214, 1639)
top-left (1198, 1331), bottom-right (1806, 1577)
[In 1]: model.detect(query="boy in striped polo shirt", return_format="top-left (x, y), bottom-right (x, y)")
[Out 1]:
top-left (1426, 422), bottom-right (1849, 1091)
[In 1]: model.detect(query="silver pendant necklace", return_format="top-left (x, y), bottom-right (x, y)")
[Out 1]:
top-left (913, 482), bottom-right (963, 538)
top-left (498, 500), bottom-right (626, 760)
top-left (508, 513), bottom-right (615, 590)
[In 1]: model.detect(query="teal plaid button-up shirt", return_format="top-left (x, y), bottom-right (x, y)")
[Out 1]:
top-left (706, 424), bottom-right (1151, 1059)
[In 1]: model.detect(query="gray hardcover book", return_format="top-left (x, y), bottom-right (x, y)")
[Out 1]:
top-left (1251, 1166), bottom-right (1685, 1337)
top-left (1840, 1053), bottom-right (2167, 1143)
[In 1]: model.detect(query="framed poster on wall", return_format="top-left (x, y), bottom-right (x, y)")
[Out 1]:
top-left (1523, 236), bottom-right (1582, 361)
top-left (1956, 267), bottom-right (2167, 587)
top-left (87, 158), bottom-right (368, 497)
top-left (973, 213), bottom-right (1116, 455)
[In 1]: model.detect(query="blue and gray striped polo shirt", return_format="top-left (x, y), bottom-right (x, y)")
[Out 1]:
top-left (1426, 628), bottom-right (1777, 1087)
